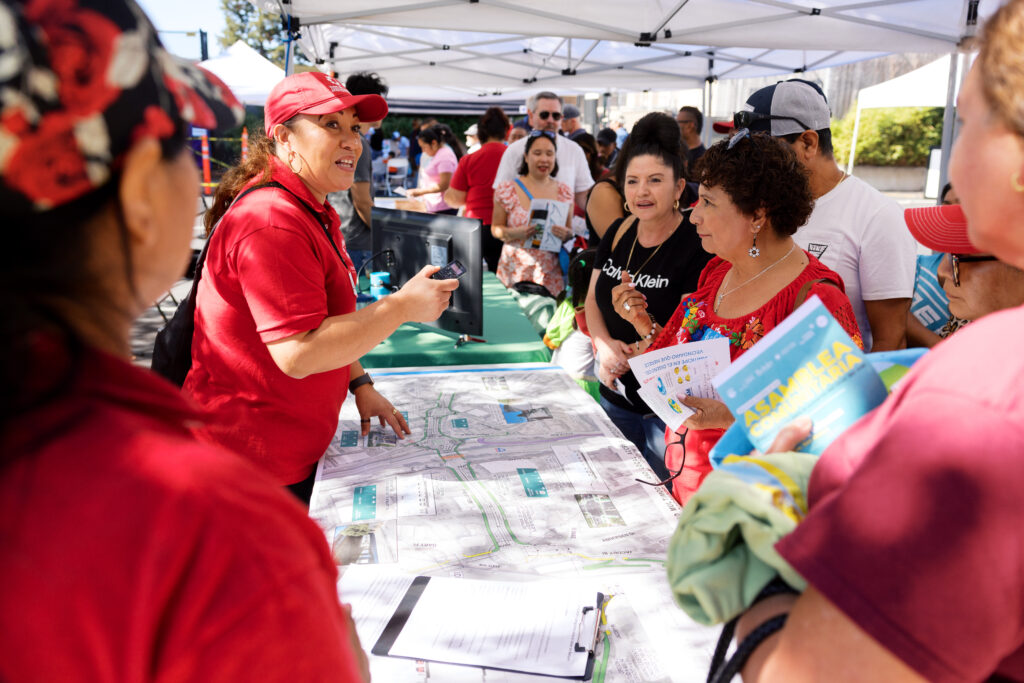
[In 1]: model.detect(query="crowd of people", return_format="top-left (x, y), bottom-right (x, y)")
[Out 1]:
top-left (6, 0), bottom-right (1024, 679)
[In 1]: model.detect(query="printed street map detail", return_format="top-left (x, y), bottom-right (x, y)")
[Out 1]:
top-left (311, 363), bottom-right (716, 682)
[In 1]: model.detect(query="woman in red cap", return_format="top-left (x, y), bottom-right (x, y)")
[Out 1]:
top-left (185, 71), bottom-right (459, 503)
top-left (0, 0), bottom-right (368, 678)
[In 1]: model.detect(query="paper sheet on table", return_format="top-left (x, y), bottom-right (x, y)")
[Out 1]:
top-left (374, 575), bottom-right (601, 678)
top-left (629, 339), bottom-right (731, 431)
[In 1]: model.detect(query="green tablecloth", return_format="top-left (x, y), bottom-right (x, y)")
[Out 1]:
top-left (360, 272), bottom-right (552, 369)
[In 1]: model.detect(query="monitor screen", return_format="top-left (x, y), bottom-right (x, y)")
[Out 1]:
top-left (371, 207), bottom-right (483, 337)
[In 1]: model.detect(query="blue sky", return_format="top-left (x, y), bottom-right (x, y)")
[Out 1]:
top-left (138, 0), bottom-right (228, 61)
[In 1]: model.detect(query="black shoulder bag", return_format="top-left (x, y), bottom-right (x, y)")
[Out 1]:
top-left (152, 181), bottom-right (346, 386)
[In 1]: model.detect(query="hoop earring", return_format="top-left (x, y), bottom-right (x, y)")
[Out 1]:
top-left (1013, 172), bottom-right (1024, 194)
top-left (673, 199), bottom-right (680, 210)
top-left (623, 201), bottom-right (629, 213)
top-left (288, 150), bottom-right (303, 174)
top-left (749, 229), bottom-right (761, 258)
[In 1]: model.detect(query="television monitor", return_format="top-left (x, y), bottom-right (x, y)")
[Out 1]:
top-left (370, 207), bottom-right (483, 337)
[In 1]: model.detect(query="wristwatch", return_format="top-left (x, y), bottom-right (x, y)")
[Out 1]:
top-left (349, 373), bottom-right (374, 392)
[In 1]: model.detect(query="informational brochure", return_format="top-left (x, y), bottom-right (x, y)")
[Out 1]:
top-left (527, 198), bottom-right (571, 252)
top-left (712, 296), bottom-right (888, 455)
top-left (373, 575), bottom-right (603, 679)
top-left (628, 338), bottom-right (732, 431)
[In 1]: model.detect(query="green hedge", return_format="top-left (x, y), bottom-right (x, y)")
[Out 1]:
top-left (831, 106), bottom-right (944, 167)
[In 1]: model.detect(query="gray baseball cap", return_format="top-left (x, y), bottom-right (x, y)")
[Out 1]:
top-left (737, 79), bottom-right (831, 137)
top-left (562, 104), bottom-right (581, 120)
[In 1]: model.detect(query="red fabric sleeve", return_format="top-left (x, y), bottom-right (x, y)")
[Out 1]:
top-left (812, 281), bottom-right (864, 349)
top-left (777, 390), bottom-right (1024, 682)
top-left (450, 155), bottom-right (469, 191)
top-left (230, 226), bottom-right (330, 343)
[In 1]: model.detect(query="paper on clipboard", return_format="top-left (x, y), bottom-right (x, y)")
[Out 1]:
top-left (373, 575), bottom-right (603, 679)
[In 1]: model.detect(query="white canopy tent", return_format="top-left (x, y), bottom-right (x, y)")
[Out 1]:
top-left (250, 0), bottom-right (994, 102)
top-left (846, 54), bottom-right (964, 174)
top-left (198, 40), bottom-right (285, 106)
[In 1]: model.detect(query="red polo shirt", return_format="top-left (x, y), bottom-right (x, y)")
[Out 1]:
top-left (0, 347), bottom-right (363, 681)
top-left (450, 141), bottom-right (505, 224)
top-left (185, 156), bottom-right (358, 484)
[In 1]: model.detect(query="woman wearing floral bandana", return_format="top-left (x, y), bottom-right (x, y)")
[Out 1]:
top-left (0, 1), bottom-right (369, 679)
top-left (617, 132), bottom-right (859, 506)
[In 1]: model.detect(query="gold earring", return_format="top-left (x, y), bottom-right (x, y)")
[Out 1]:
top-left (1013, 172), bottom-right (1024, 193)
top-left (288, 150), bottom-right (303, 174)
top-left (623, 201), bottom-right (629, 213)
top-left (674, 199), bottom-right (680, 210)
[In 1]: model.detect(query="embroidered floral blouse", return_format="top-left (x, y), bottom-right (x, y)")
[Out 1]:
top-left (494, 179), bottom-right (573, 297)
top-left (649, 254), bottom-right (863, 358)
top-left (648, 253), bottom-right (863, 507)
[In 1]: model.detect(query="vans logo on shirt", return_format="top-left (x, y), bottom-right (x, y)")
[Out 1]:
top-left (807, 242), bottom-right (829, 259)
top-left (601, 259), bottom-right (670, 289)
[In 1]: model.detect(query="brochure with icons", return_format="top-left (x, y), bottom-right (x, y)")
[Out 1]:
top-left (628, 338), bottom-right (732, 432)
top-left (711, 296), bottom-right (888, 456)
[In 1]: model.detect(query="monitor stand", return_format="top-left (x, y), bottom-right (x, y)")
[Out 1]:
top-left (406, 322), bottom-right (487, 349)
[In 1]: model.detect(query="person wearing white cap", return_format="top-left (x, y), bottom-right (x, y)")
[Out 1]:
top-left (734, 79), bottom-right (917, 352)
top-left (464, 123), bottom-right (481, 154)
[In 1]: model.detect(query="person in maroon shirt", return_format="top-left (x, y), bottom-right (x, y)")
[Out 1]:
top-left (723, 2), bottom-right (1024, 680)
top-left (445, 106), bottom-right (511, 272)
top-left (0, 1), bottom-right (369, 679)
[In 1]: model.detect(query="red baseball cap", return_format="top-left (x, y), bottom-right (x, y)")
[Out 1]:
top-left (904, 204), bottom-right (980, 254)
top-left (712, 119), bottom-right (734, 134)
top-left (263, 72), bottom-right (389, 136)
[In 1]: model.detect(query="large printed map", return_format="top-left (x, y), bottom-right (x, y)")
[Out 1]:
top-left (311, 363), bottom-right (717, 682)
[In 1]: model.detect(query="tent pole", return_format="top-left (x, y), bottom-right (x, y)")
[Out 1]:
top-left (284, 12), bottom-right (294, 76)
top-left (847, 101), bottom-right (862, 176)
top-left (937, 51), bottom-right (963, 200)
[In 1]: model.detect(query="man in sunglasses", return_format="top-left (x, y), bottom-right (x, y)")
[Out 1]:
top-left (494, 91), bottom-right (595, 210)
top-left (735, 79), bottom-right (917, 352)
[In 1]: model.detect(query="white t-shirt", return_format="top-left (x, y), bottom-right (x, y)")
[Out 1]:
top-left (492, 134), bottom-right (594, 196)
top-left (794, 174), bottom-right (916, 351)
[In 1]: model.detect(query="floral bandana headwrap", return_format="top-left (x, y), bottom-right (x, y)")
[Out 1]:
top-left (0, 0), bottom-right (243, 213)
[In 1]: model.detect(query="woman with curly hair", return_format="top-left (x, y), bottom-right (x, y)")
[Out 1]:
top-left (616, 130), bottom-right (859, 505)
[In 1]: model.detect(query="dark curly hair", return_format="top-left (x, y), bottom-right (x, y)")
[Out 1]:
top-left (693, 132), bottom-right (813, 237)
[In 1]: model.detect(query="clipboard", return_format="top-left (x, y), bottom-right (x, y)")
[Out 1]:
top-left (373, 575), bottom-right (604, 680)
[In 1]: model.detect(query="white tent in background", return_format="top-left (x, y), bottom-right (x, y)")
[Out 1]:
top-left (845, 54), bottom-right (971, 185)
top-left (199, 41), bottom-right (285, 107)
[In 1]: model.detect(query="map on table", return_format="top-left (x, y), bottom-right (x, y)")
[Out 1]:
top-left (311, 363), bottom-right (717, 682)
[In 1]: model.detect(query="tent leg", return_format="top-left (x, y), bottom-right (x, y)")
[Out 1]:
top-left (937, 51), bottom-right (966, 199)
top-left (846, 103), bottom-right (862, 176)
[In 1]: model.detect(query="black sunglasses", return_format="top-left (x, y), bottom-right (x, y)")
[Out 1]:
top-left (537, 111), bottom-right (563, 121)
top-left (950, 253), bottom-right (998, 287)
top-left (733, 110), bottom-right (813, 133)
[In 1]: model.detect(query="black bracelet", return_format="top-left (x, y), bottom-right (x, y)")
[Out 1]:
top-left (349, 373), bottom-right (373, 392)
top-left (707, 578), bottom-right (798, 683)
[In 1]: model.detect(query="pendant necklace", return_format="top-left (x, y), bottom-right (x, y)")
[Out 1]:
top-left (714, 242), bottom-right (797, 312)
top-left (626, 221), bottom-right (674, 278)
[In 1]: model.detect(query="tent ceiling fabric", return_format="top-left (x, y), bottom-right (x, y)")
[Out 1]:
top-left (251, 0), bottom-right (991, 100)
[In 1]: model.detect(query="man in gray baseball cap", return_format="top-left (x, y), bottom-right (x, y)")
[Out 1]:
top-left (735, 78), bottom-right (916, 351)
top-left (561, 104), bottom-right (587, 141)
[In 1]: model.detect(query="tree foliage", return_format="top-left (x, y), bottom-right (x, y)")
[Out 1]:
top-left (218, 0), bottom-right (308, 67)
top-left (832, 106), bottom-right (944, 167)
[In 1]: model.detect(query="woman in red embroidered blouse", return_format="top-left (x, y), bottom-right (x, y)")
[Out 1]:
top-left (615, 131), bottom-right (861, 505)
top-left (492, 130), bottom-right (574, 297)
